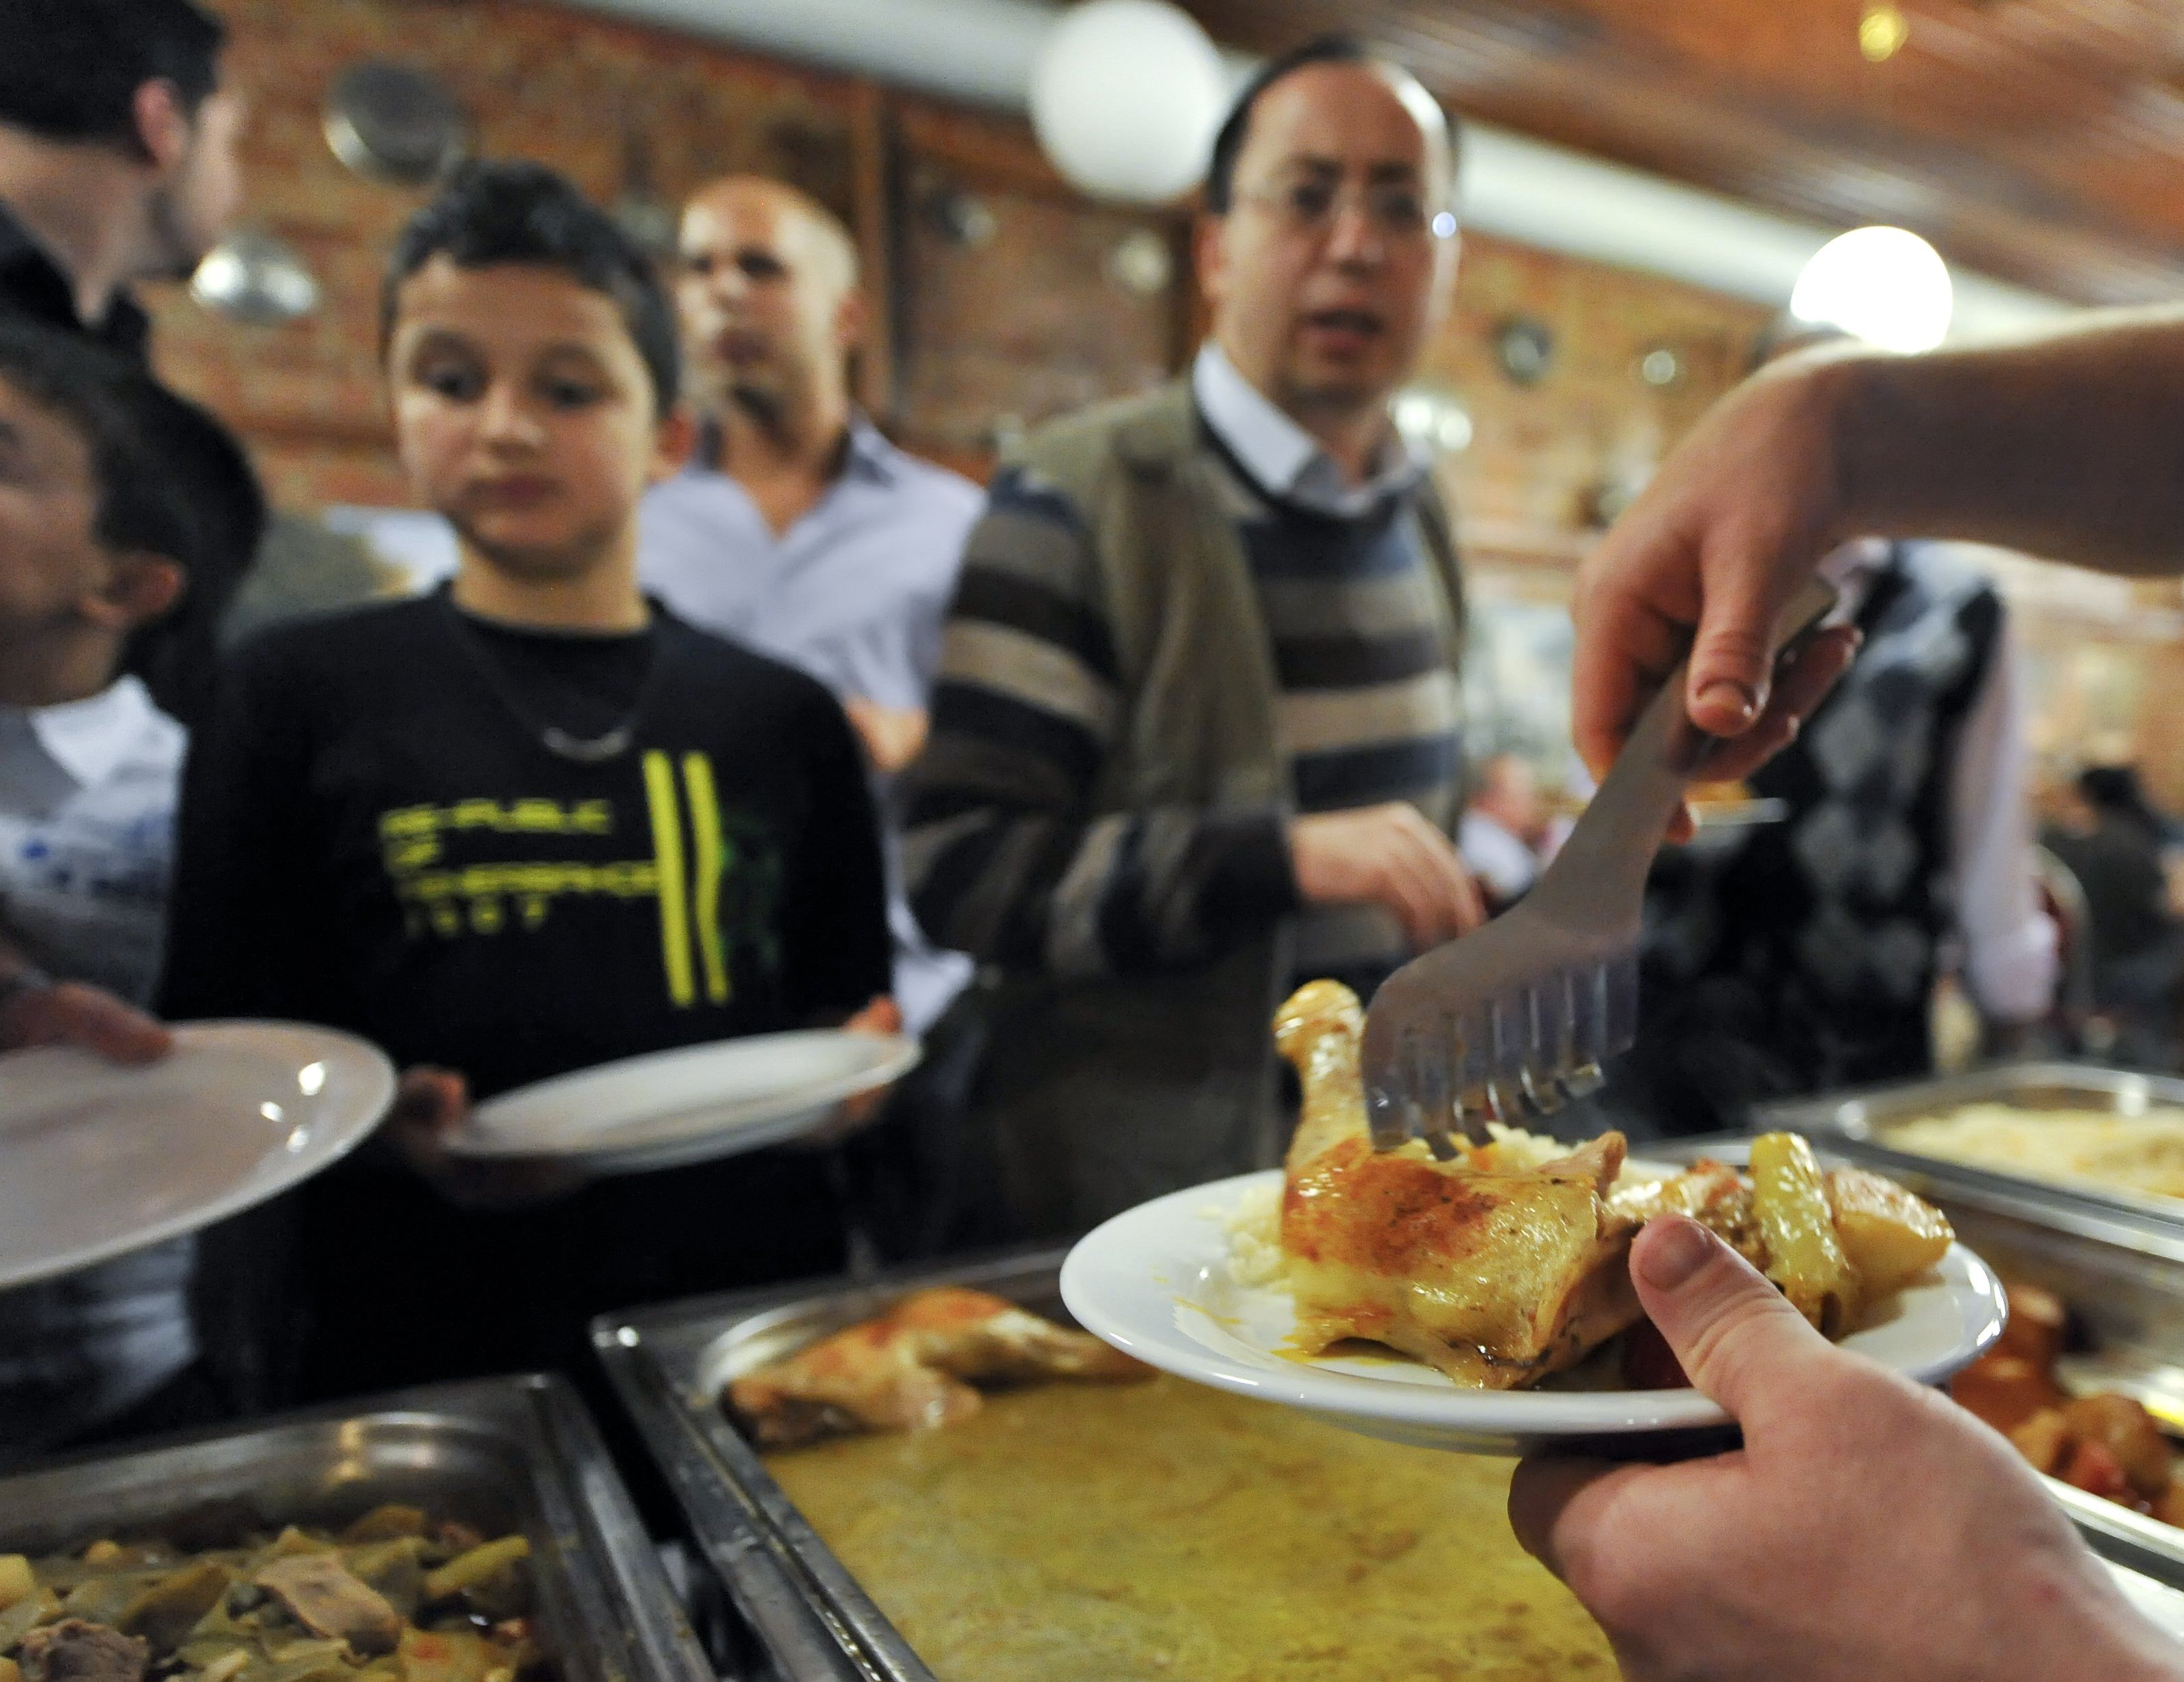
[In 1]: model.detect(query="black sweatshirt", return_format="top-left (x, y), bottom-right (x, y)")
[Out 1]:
top-left (158, 590), bottom-right (893, 1391)
top-left (160, 588), bottom-right (891, 1093)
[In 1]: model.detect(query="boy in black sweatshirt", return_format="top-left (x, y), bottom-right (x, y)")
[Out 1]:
top-left (160, 162), bottom-right (893, 1392)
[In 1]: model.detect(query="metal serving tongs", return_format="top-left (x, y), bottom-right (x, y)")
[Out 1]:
top-left (1360, 577), bottom-right (1842, 1158)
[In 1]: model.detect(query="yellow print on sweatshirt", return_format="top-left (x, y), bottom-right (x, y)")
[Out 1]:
top-left (380, 754), bottom-right (758, 1008)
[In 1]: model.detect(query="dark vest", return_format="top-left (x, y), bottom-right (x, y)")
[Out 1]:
top-left (1618, 544), bottom-right (2003, 1131)
top-left (966, 382), bottom-right (1465, 1238)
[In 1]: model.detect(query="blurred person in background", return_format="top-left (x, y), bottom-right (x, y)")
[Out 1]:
top-left (2044, 762), bottom-right (2183, 1064)
top-left (645, 177), bottom-right (981, 808)
top-left (0, 326), bottom-right (263, 1465)
top-left (642, 178), bottom-right (983, 1255)
top-left (1605, 315), bottom-right (2055, 1137)
top-left (900, 35), bottom-right (1480, 1241)
top-left (0, 0), bottom-right (250, 1064)
top-left (1459, 751), bottom-right (1546, 910)
top-left (0, 0), bottom-right (242, 360)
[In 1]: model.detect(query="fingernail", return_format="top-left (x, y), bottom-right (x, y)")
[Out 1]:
top-left (1695, 680), bottom-right (1757, 724)
top-left (1638, 1216), bottom-right (1715, 1291)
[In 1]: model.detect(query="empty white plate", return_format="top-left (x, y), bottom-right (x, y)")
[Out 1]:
top-left (0, 1021), bottom-right (395, 1290)
top-left (444, 1029), bottom-right (923, 1175)
top-left (1060, 1167), bottom-right (2008, 1455)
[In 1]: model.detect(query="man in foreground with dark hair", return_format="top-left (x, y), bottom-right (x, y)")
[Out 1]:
top-left (900, 35), bottom-right (1481, 1241)
top-left (0, 322), bottom-right (266, 1463)
top-left (0, 0), bottom-right (250, 1064)
top-left (0, 0), bottom-right (243, 356)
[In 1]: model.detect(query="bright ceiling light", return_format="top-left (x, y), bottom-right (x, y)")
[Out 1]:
top-left (1030, 0), bottom-right (1228, 204)
top-left (1859, 4), bottom-right (1910, 63)
top-left (1790, 225), bottom-right (1953, 353)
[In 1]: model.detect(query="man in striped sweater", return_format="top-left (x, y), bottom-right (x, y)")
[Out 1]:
top-left (900, 35), bottom-right (1481, 1240)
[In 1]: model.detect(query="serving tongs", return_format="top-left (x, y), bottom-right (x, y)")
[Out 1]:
top-left (1361, 578), bottom-right (1841, 1157)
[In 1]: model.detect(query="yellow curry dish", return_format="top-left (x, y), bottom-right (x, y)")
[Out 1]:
top-left (766, 1372), bottom-right (1615, 1682)
top-left (1885, 1103), bottom-right (2184, 1203)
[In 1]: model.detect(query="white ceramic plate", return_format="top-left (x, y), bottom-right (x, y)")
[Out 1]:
top-left (1060, 1167), bottom-right (2008, 1455)
top-left (0, 1021), bottom-right (395, 1291)
top-left (444, 1029), bottom-right (922, 1175)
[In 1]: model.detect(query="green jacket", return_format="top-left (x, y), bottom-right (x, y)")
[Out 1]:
top-left (960, 380), bottom-right (1465, 1239)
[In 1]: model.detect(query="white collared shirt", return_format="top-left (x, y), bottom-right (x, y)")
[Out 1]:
top-left (0, 675), bottom-right (184, 1003)
top-left (640, 415), bottom-right (985, 1038)
top-left (1191, 343), bottom-right (1425, 518)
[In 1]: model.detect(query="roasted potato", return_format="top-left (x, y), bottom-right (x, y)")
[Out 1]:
top-left (1751, 1132), bottom-right (1861, 1332)
top-left (1994, 1281), bottom-right (2068, 1371)
top-left (2010, 1407), bottom-right (2071, 1477)
top-left (0, 1557), bottom-right (31, 1613)
top-left (1824, 1166), bottom-right (1953, 1296)
top-left (1950, 1353), bottom-right (2067, 1436)
top-left (2064, 1393), bottom-right (2174, 1500)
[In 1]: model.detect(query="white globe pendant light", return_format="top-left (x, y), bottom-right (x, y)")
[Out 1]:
top-left (1030, 0), bottom-right (1230, 205)
top-left (1790, 225), bottom-right (1954, 353)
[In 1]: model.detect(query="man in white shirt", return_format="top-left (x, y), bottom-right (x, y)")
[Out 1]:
top-left (642, 175), bottom-right (981, 1039)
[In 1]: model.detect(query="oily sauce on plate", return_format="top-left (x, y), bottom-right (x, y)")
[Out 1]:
top-left (763, 1373), bottom-right (1612, 1681)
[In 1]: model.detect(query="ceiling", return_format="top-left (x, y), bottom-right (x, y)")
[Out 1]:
top-left (1181, 0), bottom-right (2184, 307)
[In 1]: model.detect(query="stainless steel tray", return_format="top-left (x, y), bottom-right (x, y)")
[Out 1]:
top-left (0, 1373), bottom-right (715, 1682)
top-left (604, 1158), bottom-right (2184, 1674)
top-left (596, 1249), bottom-right (1076, 1682)
top-left (1759, 1062), bottom-right (2184, 1261)
top-left (1661, 1132), bottom-right (2184, 1607)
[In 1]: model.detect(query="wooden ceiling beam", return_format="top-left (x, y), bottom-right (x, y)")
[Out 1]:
top-left (1182, 0), bottom-right (2184, 305)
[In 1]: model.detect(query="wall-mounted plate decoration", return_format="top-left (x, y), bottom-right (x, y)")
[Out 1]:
top-left (1105, 228), bottom-right (1173, 296)
top-left (324, 60), bottom-right (466, 185)
top-left (1493, 316), bottom-right (1555, 386)
top-left (190, 229), bottom-right (321, 324)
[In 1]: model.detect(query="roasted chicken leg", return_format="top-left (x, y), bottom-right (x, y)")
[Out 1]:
top-left (729, 1285), bottom-right (1151, 1446)
top-left (1274, 981), bottom-right (1646, 1388)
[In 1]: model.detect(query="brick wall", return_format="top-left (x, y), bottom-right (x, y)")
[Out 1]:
top-left (145, 0), bottom-right (1772, 565)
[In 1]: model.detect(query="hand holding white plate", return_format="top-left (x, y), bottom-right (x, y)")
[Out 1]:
top-left (1060, 1168), bottom-right (2007, 1455)
top-left (0, 1021), bottom-right (394, 1291)
top-left (443, 1029), bottom-right (921, 1175)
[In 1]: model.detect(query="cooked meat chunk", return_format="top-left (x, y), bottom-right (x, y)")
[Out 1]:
top-left (1274, 982), bottom-right (1645, 1387)
top-left (730, 1287), bottom-right (1150, 1446)
top-left (253, 1556), bottom-right (403, 1656)
top-left (17, 1620), bottom-right (149, 1682)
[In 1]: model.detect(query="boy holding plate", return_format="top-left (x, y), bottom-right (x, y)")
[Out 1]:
top-left (160, 162), bottom-right (893, 1393)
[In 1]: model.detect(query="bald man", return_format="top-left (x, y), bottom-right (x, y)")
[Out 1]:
top-left (640, 177), bottom-right (981, 1050)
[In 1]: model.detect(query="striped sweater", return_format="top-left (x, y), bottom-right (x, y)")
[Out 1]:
top-left (902, 422), bottom-right (1465, 986)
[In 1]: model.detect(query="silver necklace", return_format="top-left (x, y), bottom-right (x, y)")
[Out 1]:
top-left (442, 595), bottom-right (661, 765)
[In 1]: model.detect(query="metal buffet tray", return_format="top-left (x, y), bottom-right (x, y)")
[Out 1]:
top-left (0, 1373), bottom-right (715, 1682)
top-left (594, 1249), bottom-right (1074, 1682)
top-left (1761, 1061), bottom-right (2184, 1258)
top-left (1663, 1130), bottom-right (2184, 1613)
top-left (602, 1142), bottom-right (2184, 1674)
